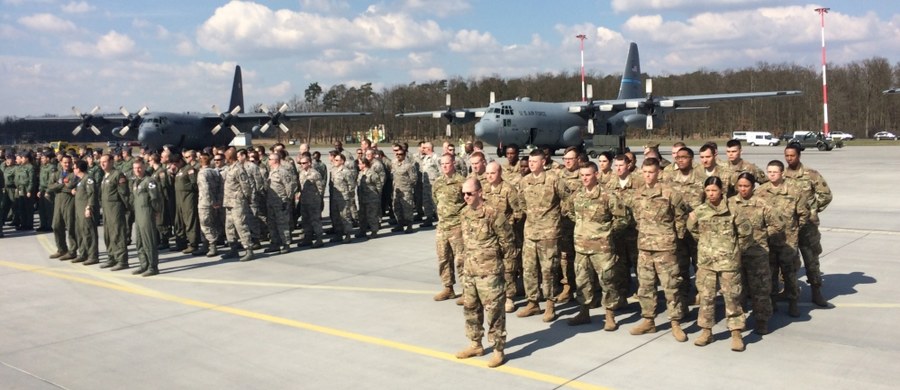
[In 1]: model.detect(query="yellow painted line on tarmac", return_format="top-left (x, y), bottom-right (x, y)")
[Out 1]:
top-left (830, 303), bottom-right (900, 308)
top-left (0, 259), bottom-right (610, 390)
top-left (34, 234), bottom-right (158, 294)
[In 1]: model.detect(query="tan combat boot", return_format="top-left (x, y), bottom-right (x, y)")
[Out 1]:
top-left (567, 305), bottom-right (591, 326)
top-left (604, 309), bottom-right (618, 331)
top-left (433, 286), bottom-right (456, 301)
top-left (629, 318), bottom-right (656, 335)
top-left (671, 321), bottom-right (687, 342)
top-left (694, 328), bottom-right (713, 346)
top-left (556, 284), bottom-right (572, 305)
top-left (788, 300), bottom-right (800, 317)
top-left (504, 299), bottom-right (515, 313)
top-left (811, 285), bottom-right (828, 307)
top-left (455, 342), bottom-right (484, 359)
top-left (487, 350), bottom-right (505, 368)
top-left (542, 300), bottom-right (558, 323)
top-left (516, 301), bottom-right (542, 318)
top-left (730, 329), bottom-right (745, 352)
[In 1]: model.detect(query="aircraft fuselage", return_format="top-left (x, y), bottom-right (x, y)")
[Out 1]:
top-left (474, 99), bottom-right (587, 150)
top-left (136, 112), bottom-right (235, 151)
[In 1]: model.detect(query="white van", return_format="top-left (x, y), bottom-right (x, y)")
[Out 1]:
top-left (745, 131), bottom-right (779, 146)
top-left (731, 131), bottom-right (748, 141)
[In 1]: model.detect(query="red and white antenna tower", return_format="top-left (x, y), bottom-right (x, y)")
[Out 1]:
top-left (576, 34), bottom-right (587, 102)
top-left (815, 7), bottom-right (831, 137)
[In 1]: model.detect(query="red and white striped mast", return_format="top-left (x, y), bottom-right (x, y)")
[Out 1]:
top-left (576, 34), bottom-right (587, 102)
top-left (815, 7), bottom-right (830, 137)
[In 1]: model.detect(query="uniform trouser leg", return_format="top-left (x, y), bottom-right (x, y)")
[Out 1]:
top-left (17, 196), bottom-right (34, 229)
top-left (199, 207), bottom-right (219, 246)
top-left (636, 250), bottom-right (684, 321)
top-left (422, 182), bottom-right (436, 219)
top-left (393, 189), bottom-right (414, 225)
top-left (697, 268), bottom-right (745, 331)
top-left (39, 196), bottom-right (54, 229)
top-left (613, 230), bottom-right (638, 297)
top-left (435, 226), bottom-right (463, 287)
top-left (559, 221), bottom-right (576, 290)
top-left (51, 203), bottom-right (68, 253)
top-left (225, 205), bottom-right (253, 249)
top-left (300, 202), bottom-right (323, 241)
top-left (463, 274), bottom-right (507, 351)
top-left (63, 206), bottom-right (78, 255)
top-left (135, 215), bottom-right (159, 272)
top-left (676, 234), bottom-right (698, 300)
top-left (104, 207), bottom-right (128, 266)
top-left (360, 201), bottom-right (380, 233)
top-left (9, 190), bottom-right (21, 226)
top-left (173, 198), bottom-right (186, 245)
top-left (742, 251), bottom-right (773, 322)
top-left (266, 201), bottom-right (292, 246)
top-left (183, 199), bottom-right (201, 248)
top-left (769, 241), bottom-right (800, 300)
top-left (575, 250), bottom-right (621, 309)
top-left (500, 243), bottom-right (519, 299)
top-left (0, 192), bottom-right (12, 225)
top-left (799, 223), bottom-right (823, 286)
top-left (522, 238), bottom-right (559, 303)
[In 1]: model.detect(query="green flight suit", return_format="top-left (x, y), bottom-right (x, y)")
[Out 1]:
top-left (38, 162), bottom-right (58, 230)
top-left (0, 162), bottom-right (16, 226)
top-left (174, 164), bottom-right (200, 249)
top-left (74, 174), bottom-right (99, 262)
top-left (133, 174), bottom-right (161, 272)
top-left (15, 163), bottom-right (36, 230)
top-left (47, 168), bottom-right (79, 255)
top-left (101, 169), bottom-right (130, 266)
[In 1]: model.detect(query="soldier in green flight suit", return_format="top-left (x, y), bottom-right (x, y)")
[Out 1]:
top-left (171, 154), bottom-right (201, 254)
top-left (0, 152), bottom-right (17, 229)
top-left (131, 159), bottom-right (161, 276)
top-left (72, 160), bottom-right (100, 265)
top-left (15, 151), bottom-right (37, 230)
top-left (37, 152), bottom-right (58, 232)
top-left (99, 154), bottom-right (131, 270)
top-left (47, 155), bottom-right (79, 260)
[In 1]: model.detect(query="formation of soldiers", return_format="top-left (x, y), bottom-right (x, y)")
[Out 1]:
top-left (432, 139), bottom-right (832, 360)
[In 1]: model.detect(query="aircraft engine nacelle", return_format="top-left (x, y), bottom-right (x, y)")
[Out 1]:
top-left (623, 113), bottom-right (667, 130)
top-left (560, 126), bottom-right (583, 147)
top-left (111, 127), bottom-right (127, 138)
top-left (251, 125), bottom-right (262, 135)
top-left (450, 111), bottom-right (478, 125)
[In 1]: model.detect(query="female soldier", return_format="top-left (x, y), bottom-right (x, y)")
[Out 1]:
top-left (596, 151), bottom-right (615, 187)
top-left (688, 176), bottom-right (745, 351)
top-left (728, 172), bottom-right (774, 335)
top-left (356, 158), bottom-right (383, 239)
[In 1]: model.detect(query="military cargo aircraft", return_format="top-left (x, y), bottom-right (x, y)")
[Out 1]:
top-left (396, 42), bottom-right (802, 153)
top-left (32, 66), bottom-right (368, 151)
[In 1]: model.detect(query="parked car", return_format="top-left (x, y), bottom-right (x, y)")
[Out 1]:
top-left (829, 131), bottom-right (855, 141)
top-left (789, 131), bottom-right (835, 151)
top-left (873, 131), bottom-right (898, 141)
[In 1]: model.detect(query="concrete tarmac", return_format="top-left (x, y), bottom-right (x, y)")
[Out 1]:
top-left (1, 144), bottom-right (898, 389)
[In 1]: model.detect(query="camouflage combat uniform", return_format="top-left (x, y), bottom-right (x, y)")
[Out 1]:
top-left (661, 166), bottom-right (705, 302)
top-left (556, 167), bottom-right (581, 299)
top-left (266, 164), bottom-right (297, 249)
top-left (729, 194), bottom-right (774, 324)
top-left (756, 180), bottom-right (808, 302)
top-left (419, 154), bottom-right (440, 221)
top-left (197, 165), bottom-right (223, 248)
top-left (329, 164), bottom-right (356, 241)
top-left (784, 163), bottom-right (832, 288)
top-left (357, 167), bottom-right (383, 236)
top-left (569, 183), bottom-right (626, 309)
top-left (607, 173), bottom-right (643, 299)
top-left (391, 158), bottom-right (419, 228)
top-left (223, 161), bottom-right (255, 250)
top-left (483, 180), bottom-right (523, 301)
top-left (460, 202), bottom-right (507, 352)
top-left (432, 172), bottom-right (466, 289)
top-left (519, 170), bottom-right (564, 306)
top-left (297, 166), bottom-right (325, 245)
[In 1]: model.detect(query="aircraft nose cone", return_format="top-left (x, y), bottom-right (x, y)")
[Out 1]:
top-left (474, 122), bottom-right (489, 141)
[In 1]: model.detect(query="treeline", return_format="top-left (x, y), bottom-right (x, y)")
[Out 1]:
top-left (3, 57), bottom-right (899, 146)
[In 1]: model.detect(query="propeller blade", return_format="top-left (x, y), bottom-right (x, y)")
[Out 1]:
top-left (212, 104), bottom-right (222, 115)
top-left (259, 123), bottom-right (270, 133)
top-left (660, 100), bottom-right (675, 108)
top-left (445, 94), bottom-right (451, 107)
top-left (137, 106), bottom-right (149, 116)
top-left (489, 92), bottom-right (495, 104)
top-left (72, 126), bottom-right (82, 136)
top-left (120, 126), bottom-right (130, 136)
top-left (260, 105), bottom-right (270, 114)
top-left (212, 124), bottom-right (222, 135)
top-left (646, 78), bottom-right (653, 95)
top-left (230, 105), bottom-right (241, 115)
top-left (91, 125), bottom-right (101, 135)
top-left (230, 125), bottom-right (241, 135)
top-left (646, 115), bottom-right (654, 130)
top-left (90, 106), bottom-right (100, 115)
top-left (599, 104), bottom-right (613, 111)
top-left (587, 119), bottom-right (595, 134)
top-left (279, 123), bottom-right (290, 133)
top-left (72, 106), bottom-right (82, 116)
top-left (587, 84), bottom-right (593, 100)
top-left (278, 103), bottom-right (289, 113)
top-left (445, 123), bottom-right (452, 137)
top-left (120, 106), bottom-right (130, 116)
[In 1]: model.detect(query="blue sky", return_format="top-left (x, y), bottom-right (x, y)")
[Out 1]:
top-left (1, 0), bottom-right (898, 117)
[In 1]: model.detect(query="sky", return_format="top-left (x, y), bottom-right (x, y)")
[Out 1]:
top-left (1, 0), bottom-right (898, 117)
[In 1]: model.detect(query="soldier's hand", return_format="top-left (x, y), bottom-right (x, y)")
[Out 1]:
top-left (84, 209), bottom-right (91, 219)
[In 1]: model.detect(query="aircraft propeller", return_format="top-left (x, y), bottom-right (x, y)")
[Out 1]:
top-left (624, 78), bottom-right (675, 130)
top-left (432, 94), bottom-right (454, 136)
top-left (71, 106), bottom-right (102, 136)
top-left (118, 106), bottom-right (149, 136)
top-left (258, 103), bottom-right (290, 133)
top-left (212, 104), bottom-right (242, 135)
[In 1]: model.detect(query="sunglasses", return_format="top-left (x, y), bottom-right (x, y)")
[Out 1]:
top-left (463, 191), bottom-right (477, 197)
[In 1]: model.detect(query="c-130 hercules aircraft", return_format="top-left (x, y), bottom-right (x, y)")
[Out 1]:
top-left (397, 42), bottom-right (802, 154)
top-left (36, 66), bottom-right (368, 151)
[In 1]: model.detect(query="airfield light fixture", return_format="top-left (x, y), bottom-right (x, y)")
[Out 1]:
top-left (815, 7), bottom-right (831, 137)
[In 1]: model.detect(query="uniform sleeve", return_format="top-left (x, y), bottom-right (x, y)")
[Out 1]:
top-left (686, 211), bottom-right (699, 237)
top-left (814, 173), bottom-right (833, 213)
top-left (116, 172), bottom-right (131, 207)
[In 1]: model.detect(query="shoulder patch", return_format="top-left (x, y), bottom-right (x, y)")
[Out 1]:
top-left (148, 182), bottom-right (157, 189)
top-left (188, 169), bottom-right (195, 175)
top-left (86, 178), bottom-right (94, 184)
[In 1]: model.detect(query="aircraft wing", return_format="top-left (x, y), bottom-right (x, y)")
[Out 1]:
top-left (567, 90), bottom-right (802, 113)
top-left (395, 107), bottom-right (491, 120)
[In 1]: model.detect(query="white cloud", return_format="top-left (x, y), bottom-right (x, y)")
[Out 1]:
top-left (611, 0), bottom-right (777, 13)
top-left (61, 1), bottom-right (95, 14)
top-left (196, 1), bottom-right (449, 56)
top-left (300, 51), bottom-right (381, 79)
top-left (259, 80), bottom-right (292, 98)
top-left (175, 38), bottom-right (195, 56)
top-left (300, 0), bottom-right (350, 14)
top-left (18, 13), bottom-right (77, 33)
top-left (409, 67), bottom-right (446, 81)
top-left (399, 0), bottom-right (471, 18)
top-left (66, 30), bottom-right (136, 59)
top-left (448, 29), bottom-right (499, 53)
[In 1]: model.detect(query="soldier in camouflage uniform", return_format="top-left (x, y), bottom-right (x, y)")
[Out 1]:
top-left (607, 154), bottom-right (642, 304)
top-left (729, 172), bottom-right (774, 335)
top-left (483, 162), bottom-right (523, 313)
top-left (222, 149), bottom-right (256, 261)
top-left (265, 152), bottom-right (297, 254)
top-left (15, 152), bottom-right (37, 231)
top-left (454, 178), bottom-right (507, 368)
top-left (390, 143), bottom-right (419, 233)
top-left (131, 159), bottom-right (162, 276)
top-left (555, 147), bottom-right (582, 304)
top-left (431, 154), bottom-right (466, 302)
top-left (466, 151), bottom-right (488, 188)
top-left (501, 145), bottom-right (520, 185)
top-left (756, 160), bottom-right (809, 317)
top-left (516, 150), bottom-right (565, 323)
top-left (72, 160), bottom-right (99, 265)
top-left (566, 162), bottom-right (626, 331)
top-left (687, 176), bottom-right (746, 351)
top-left (296, 154), bottom-right (325, 248)
top-left (236, 149), bottom-right (265, 249)
top-left (627, 158), bottom-right (689, 342)
top-left (329, 153), bottom-right (355, 244)
top-left (47, 155), bottom-right (79, 260)
top-left (356, 158), bottom-right (383, 238)
top-left (197, 153), bottom-right (223, 257)
top-left (98, 154), bottom-right (130, 270)
top-left (37, 152), bottom-right (58, 232)
top-left (784, 143), bottom-right (832, 307)
top-left (418, 142), bottom-right (440, 226)
top-left (661, 146), bottom-right (704, 307)
top-left (725, 139), bottom-right (767, 196)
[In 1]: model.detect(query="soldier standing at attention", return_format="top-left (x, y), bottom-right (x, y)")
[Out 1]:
top-left (516, 149), bottom-right (564, 323)
top-left (729, 172), bottom-right (775, 334)
top-left (418, 142), bottom-right (440, 227)
top-left (687, 176), bottom-right (746, 351)
top-left (15, 152), bottom-right (36, 231)
top-left (151, 151), bottom-right (174, 250)
top-left (725, 139), bottom-right (767, 196)
top-left (756, 160), bottom-right (808, 317)
top-left (222, 149), bottom-right (256, 261)
top-left (131, 159), bottom-right (161, 276)
top-left (171, 154), bottom-right (202, 255)
top-left (329, 153), bottom-right (355, 244)
top-left (1, 152), bottom-right (17, 229)
top-left (607, 154), bottom-right (642, 303)
top-left (627, 158), bottom-right (688, 342)
top-left (47, 155), bottom-right (79, 261)
top-left (390, 143), bottom-right (418, 233)
top-left (566, 162), bottom-right (625, 330)
top-left (662, 146), bottom-right (704, 307)
top-left (265, 152), bottom-right (297, 254)
top-left (37, 152), bottom-right (58, 232)
top-left (72, 160), bottom-right (100, 265)
top-left (296, 154), bottom-right (325, 248)
top-left (0, 167), bottom-right (4, 237)
top-left (455, 178), bottom-right (507, 368)
top-left (197, 153), bottom-right (223, 257)
top-left (356, 158), bottom-right (382, 239)
top-left (784, 143), bottom-right (832, 307)
top-left (483, 162), bottom-right (522, 313)
top-left (466, 151), bottom-right (489, 187)
top-left (431, 154), bottom-right (466, 302)
top-left (98, 154), bottom-right (130, 270)
top-left (555, 147), bottom-right (582, 305)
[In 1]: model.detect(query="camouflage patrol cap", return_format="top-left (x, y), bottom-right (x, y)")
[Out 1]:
top-left (644, 141), bottom-right (660, 149)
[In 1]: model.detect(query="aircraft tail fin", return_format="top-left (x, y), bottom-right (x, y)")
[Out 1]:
top-left (229, 65), bottom-right (244, 113)
top-left (617, 42), bottom-right (642, 100)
